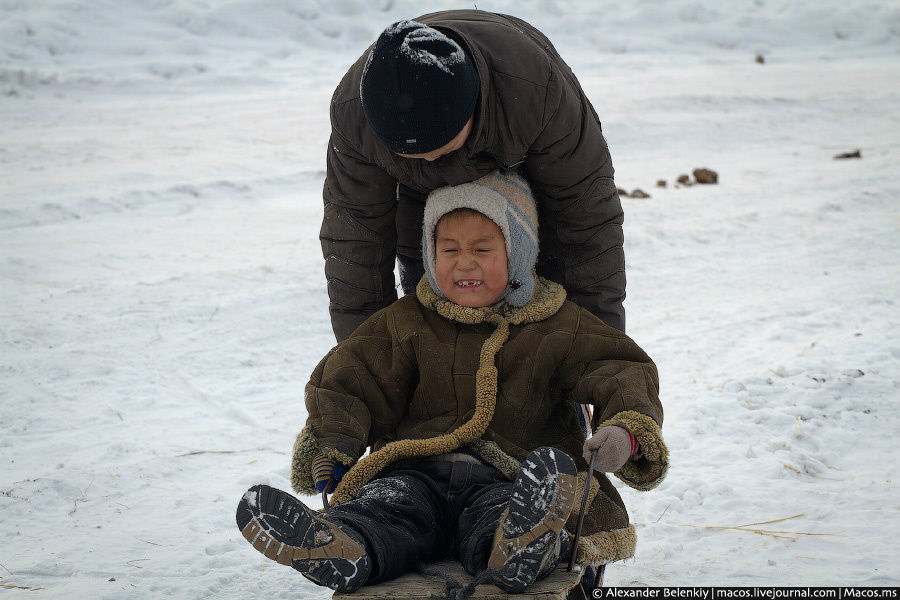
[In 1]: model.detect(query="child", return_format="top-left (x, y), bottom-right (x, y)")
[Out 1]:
top-left (236, 171), bottom-right (668, 594)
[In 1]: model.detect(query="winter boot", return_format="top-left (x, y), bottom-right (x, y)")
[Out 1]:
top-left (537, 527), bottom-right (573, 579)
top-left (236, 484), bottom-right (371, 592)
top-left (487, 447), bottom-right (578, 593)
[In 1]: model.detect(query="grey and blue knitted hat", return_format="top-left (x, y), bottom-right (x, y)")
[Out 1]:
top-left (422, 171), bottom-right (539, 307)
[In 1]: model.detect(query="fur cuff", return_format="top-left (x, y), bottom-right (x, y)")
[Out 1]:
top-left (575, 525), bottom-right (637, 566)
top-left (600, 410), bottom-right (669, 491)
top-left (290, 426), bottom-right (357, 496)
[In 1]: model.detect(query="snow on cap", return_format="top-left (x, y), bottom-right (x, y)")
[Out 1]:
top-left (360, 20), bottom-right (479, 155)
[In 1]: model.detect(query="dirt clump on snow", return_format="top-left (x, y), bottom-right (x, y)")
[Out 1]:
top-left (834, 149), bottom-right (861, 159)
top-left (623, 168), bottom-right (718, 196)
top-left (693, 168), bottom-right (718, 184)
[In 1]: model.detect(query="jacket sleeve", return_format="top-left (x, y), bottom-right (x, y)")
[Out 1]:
top-left (526, 66), bottom-right (626, 332)
top-left (321, 125), bottom-right (400, 343)
top-left (290, 308), bottom-right (416, 495)
top-left (561, 310), bottom-right (667, 491)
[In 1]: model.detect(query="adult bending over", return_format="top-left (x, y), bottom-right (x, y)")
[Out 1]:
top-left (322, 10), bottom-right (625, 341)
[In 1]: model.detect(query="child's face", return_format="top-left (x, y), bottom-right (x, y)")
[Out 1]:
top-left (434, 212), bottom-right (509, 307)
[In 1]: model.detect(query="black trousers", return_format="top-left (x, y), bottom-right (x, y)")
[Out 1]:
top-left (325, 460), bottom-right (513, 584)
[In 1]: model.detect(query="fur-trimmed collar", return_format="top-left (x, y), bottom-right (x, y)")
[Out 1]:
top-left (415, 274), bottom-right (566, 326)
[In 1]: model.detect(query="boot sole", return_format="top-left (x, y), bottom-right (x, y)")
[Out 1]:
top-left (487, 447), bottom-right (578, 593)
top-left (236, 484), bottom-right (370, 592)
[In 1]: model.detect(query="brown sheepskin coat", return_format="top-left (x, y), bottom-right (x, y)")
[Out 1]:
top-left (291, 277), bottom-right (667, 565)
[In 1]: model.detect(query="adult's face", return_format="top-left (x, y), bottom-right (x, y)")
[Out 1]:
top-left (397, 116), bottom-right (474, 162)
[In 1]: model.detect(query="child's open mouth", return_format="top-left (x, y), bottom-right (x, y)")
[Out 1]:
top-left (455, 280), bottom-right (483, 288)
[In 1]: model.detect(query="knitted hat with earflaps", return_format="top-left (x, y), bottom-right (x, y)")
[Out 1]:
top-left (422, 170), bottom-right (539, 307)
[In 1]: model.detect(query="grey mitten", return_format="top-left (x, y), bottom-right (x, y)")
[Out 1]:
top-left (583, 425), bottom-right (634, 473)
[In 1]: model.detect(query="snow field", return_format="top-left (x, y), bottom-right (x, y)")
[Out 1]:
top-left (2, 0), bottom-right (899, 596)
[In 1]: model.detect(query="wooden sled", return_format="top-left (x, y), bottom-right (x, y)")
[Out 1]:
top-left (332, 559), bottom-right (601, 600)
top-left (325, 451), bottom-right (604, 600)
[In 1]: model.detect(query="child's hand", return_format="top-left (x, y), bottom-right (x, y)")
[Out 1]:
top-left (312, 453), bottom-right (349, 493)
top-left (583, 425), bottom-right (637, 473)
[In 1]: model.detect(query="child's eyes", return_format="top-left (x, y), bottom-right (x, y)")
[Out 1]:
top-left (437, 247), bottom-right (494, 253)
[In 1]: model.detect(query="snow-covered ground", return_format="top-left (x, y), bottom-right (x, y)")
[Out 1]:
top-left (2, 0), bottom-right (899, 596)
